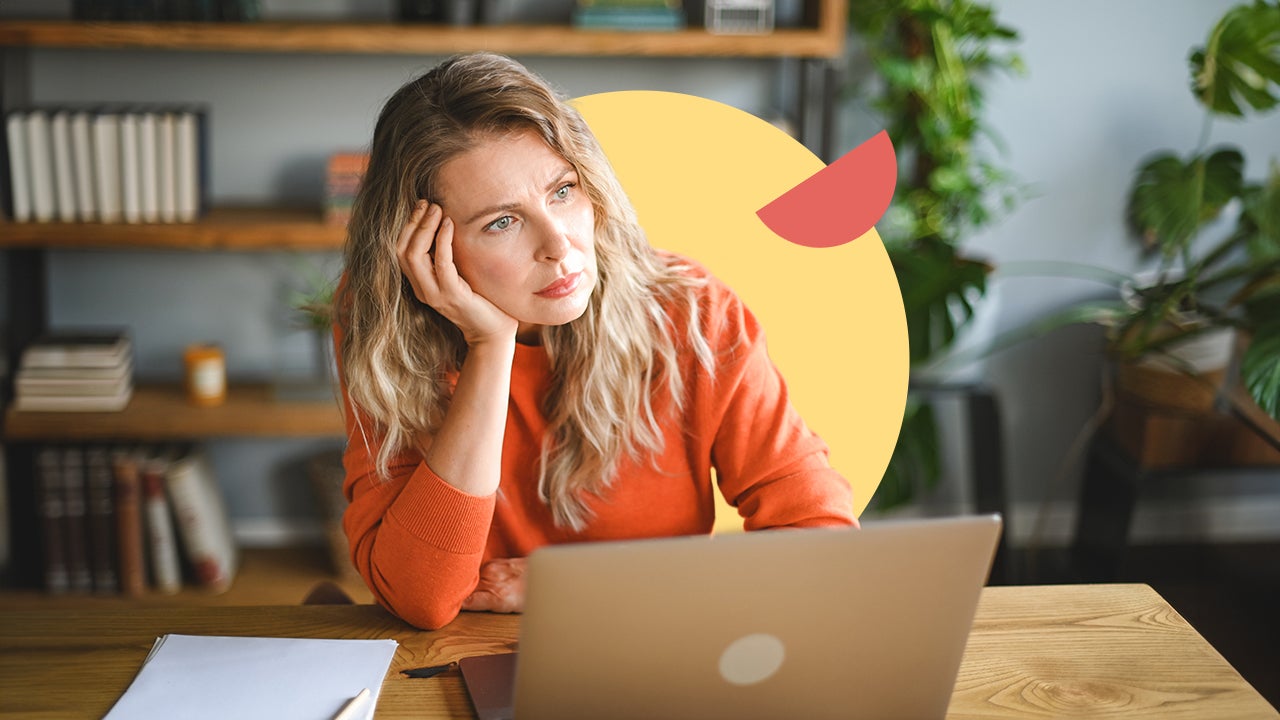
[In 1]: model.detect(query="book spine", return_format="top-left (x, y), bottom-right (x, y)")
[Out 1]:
top-left (36, 446), bottom-right (69, 594)
top-left (5, 111), bottom-right (32, 223)
top-left (61, 446), bottom-right (94, 593)
top-left (113, 448), bottom-right (147, 597)
top-left (86, 445), bottom-right (120, 594)
top-left (69, 111), bottom-right (98, 222)
top-left (175, 110), bottom-right (198, 222)
top-left (118, 111), bottom-right (142, 224)
top-left (94, 112), bottom-right (123, 224)
top-left (157, 111), bottom-right (177, 223)
top-left (50, 110), bottom-right (78, 223)
top-left (138, 110), bottom-right (160, 223)
top-left (142, 457), bottom-right (182, 594)
top-left (25, 109), bottom-right (56, 223)
top-left (165, 448), bottom-right (238, 592)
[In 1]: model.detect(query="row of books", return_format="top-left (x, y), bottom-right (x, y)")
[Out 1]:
top-left (4, 105), bottom-right (209, 225)
top-left (72, 0), bottom-right (261, 21)
top-left (572, 0), bottom-right (686, 31)
top-left (14, 329), bottom-right (134, 412)
top-left (36, 443), bottom-right (238, 596)
top-left (324, 152), bottom-right (369, 227)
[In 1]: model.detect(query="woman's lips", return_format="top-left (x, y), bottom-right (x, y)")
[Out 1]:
top-left (536, 272), bottom-right (583, 298)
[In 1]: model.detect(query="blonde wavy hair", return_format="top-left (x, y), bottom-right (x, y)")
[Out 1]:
top-left (338, 52), bottom-right (712, 530)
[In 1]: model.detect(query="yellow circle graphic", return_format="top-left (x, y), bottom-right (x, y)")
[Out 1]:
top-left (574, 91), bottom-right (907, 524)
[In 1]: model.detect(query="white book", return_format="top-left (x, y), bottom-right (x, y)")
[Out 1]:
top-left (118, 111), bottom-right (141, 224)
top-left (14, 384), bottom-right (133, 412)
top-left (137, 110), bottom-right (159, 223)
top-left (25, 109), bottom-right (56, 222)
top-left (69, 111), bottom-right (97, 222)
top-left (157, 111), bottom-right (177, 223)
top-left (20, 329), bottom-right (132, 369)
top-left (50, 110), bottom-right (77, 223)
top-left (16, 375), bottom-right (132, 397)
top-left (175, 110), bottom-right (198, 222)
top-left (164, 448), bottom-right (239, 593)
top-left (93, 112), bottom-right (122, 223)
top-left (5, 111), bottom-right (32, 222)
top-left (142, 456), bottom-right (182, 594)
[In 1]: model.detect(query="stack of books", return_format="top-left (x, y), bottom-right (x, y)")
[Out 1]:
top-left (4, 105), bottom-right (209, 225)
top-left (572, 0), bottom-right (685, 31)
top-left (36, 443), bottom-right (239, 596)
top-left (15, 329), bottom-right (135, 412)
top-left (324, 152), bottom-right (370, 227)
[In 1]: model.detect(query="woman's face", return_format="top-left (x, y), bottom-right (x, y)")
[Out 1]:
top-left (435, 129), bottom-right (598, 343)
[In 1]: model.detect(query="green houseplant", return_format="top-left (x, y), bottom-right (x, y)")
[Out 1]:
top-left (1109, 0), bottom-right (1280, 421)
top-left (846, 0), bottom-right (1024, 508)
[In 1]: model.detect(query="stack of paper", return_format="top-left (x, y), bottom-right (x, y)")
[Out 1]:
top-left (104, 634), bottom-right (398, 720)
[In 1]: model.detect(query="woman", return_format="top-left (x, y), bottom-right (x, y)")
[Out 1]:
top-left (336, 52), bottom-right (855, 630)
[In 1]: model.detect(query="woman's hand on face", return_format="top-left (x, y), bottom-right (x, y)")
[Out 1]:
top-left (461, 557), bottom-right (526, 614)
top-left (397, 201), bottom-right (518, 347)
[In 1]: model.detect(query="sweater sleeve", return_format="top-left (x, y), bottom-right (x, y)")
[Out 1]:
top-left (695, 277), bottom-right (858, 530)
top-left (334, 320), bottom-right (496, 630)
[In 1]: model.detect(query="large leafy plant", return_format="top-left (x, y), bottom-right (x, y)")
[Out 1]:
top-left (1116, 0), bottom-right (1280, 419)
top-left (847, 0), bottom-right (1023, 508)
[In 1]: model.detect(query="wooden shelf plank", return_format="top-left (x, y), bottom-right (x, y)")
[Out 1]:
top-left (3, 382), bottom-right (345, 440)
top-left (0, 17), bottom-right (845, 58)
top-left (0, 207), bottom-right (345, 251)
top-left (0, 547), bottom-right (374, 609)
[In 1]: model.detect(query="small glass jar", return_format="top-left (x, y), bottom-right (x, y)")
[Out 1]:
top-left (184, 343), bottom-right (226, 407)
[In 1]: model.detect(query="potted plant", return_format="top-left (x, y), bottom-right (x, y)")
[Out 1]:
top-left (1052, 0), bottom-right (1280, 431)
top-left (845, 0), bottom-right (1024, 508)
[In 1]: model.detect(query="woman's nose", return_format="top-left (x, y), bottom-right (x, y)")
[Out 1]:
top-left (534, 216), bottom-right (572, 261)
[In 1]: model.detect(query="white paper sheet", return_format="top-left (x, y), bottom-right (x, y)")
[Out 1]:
top-left (104, 634), bottom-right (398, 720)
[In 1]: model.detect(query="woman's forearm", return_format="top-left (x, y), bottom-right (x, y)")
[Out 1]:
top-left (422, 336), bottom-right (517, 496)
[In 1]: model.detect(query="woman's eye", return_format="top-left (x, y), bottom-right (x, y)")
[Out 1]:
top-left (486, 216), bottom-right (514, 232)
top-left (555, 184), bottom-right (573, 200)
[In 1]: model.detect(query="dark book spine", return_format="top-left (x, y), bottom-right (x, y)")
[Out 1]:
top-left (37, 446), bottom-right (69, 594)
top-left (61, 446), bottom-right (93, 593)
top-left (86, 445), bottom-right (120, 594)
top-left (113, 448), bottom-right (147, 597)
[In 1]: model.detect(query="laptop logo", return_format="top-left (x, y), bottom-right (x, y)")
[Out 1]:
top-left (719, 633), bottom-right (786, 686)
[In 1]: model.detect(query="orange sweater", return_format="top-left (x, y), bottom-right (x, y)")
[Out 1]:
top-left (339, 260), bottom-right (855, 629)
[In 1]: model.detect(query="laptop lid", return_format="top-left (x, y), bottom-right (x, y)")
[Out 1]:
top-left (475, 514), bottom-right (1001, 720)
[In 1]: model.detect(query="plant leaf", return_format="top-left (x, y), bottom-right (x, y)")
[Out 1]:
top-left (1241, 321), bottom-right (1280, 421)
top-left (1127, 149), bottom-right (1244, 257)
top-left (874, 399), bottom-right (940, 511)
top-left (1237, 163), bottom-right (1280, 262)
top-left (890, 239), bottom-right (991, 365)
top-left (1190, 2), bottom-right (1280, 116)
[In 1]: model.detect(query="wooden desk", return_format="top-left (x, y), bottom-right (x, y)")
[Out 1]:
top-left (1, 584), bottom-right (1274, 719)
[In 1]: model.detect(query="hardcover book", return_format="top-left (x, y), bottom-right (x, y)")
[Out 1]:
top-left (165, 446), bottom-right (239, 592)
top-left (86, 445), bottom-right (120, 594)
top-left (20, 329), bottom-right (132, 370)
top-left (142, 454), bottom-right (182, 595)
top-left (37, 446), bottom-right (69, 594)
top-left (50, 111), bottom-right (78, 223)
top-left (113, 447), bottom-right (147, 597)
top-left (61, 446), bottom-right (94, 593)
top-left (69, 110), bottom-right (98, 222)
top-left (5, 111), bottom-right (32, 223)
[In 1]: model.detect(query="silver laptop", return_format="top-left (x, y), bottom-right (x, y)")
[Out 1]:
top-left (460, 514), bottom-right (1002, 720)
